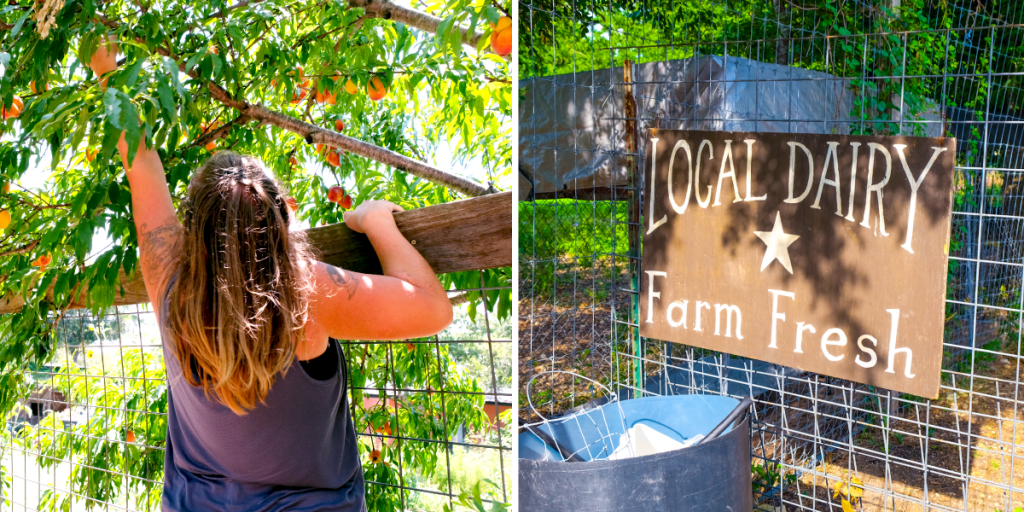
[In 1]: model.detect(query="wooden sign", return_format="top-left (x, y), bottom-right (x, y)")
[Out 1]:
top-left (640, 130), bottom-right (956, 398)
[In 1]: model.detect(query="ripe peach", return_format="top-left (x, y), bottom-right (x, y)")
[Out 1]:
top-left (405, 343), bottom-right (415, 351)
top-left (205, 141), bottom-right (217, 151)
top-left (367, 77), bottom-right (387, 102)
top-left (32, 254), bottom-right (51, 269)
top-left (334, 119), bottom-right (345, 132)
top-left (327, 186), bottom-right (344, 203)
top-left (491, 16), bottom-right (514, 56)
top-left (126, 430), bottom-right (136, 443)
top-left (345, 79), bottom-right (358, 95)
top-left (0, 210), bottom-right (10, 230)
top-left (204, 120), bottom-right (222, 132)
top-left (2, 182), bottom-right (9, 193)
top-left (1, 97), bottom-right (24, 120)
top-left (289, 156), bottom-right (299, 167)
top-left (85, 147), bottom-right (97, 162)
top-left (210, 45), bottom-right (219, 55)
top-left (339, 194), bottom-right (353, 209)
top-left (326, 150), bottom-right (341, 168)
top-left (290, 89), bottom-right (308, 104)
top-left (370, 449), bottom-right (382, 463)
top-left (286, 197), bottom-right (298, 212)
top-left (29, 81), bottom-right (47, 94)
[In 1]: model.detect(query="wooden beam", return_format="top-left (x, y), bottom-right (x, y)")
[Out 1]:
top-left (0, 192), bottom-right (512, 314)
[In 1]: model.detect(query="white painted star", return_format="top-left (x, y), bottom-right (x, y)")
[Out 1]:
top-left (754, 212), bottom-right (800, 274)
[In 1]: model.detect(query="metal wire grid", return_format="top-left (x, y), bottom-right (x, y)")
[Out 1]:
top-left (0, 278), bottom-right (512, 511)
top-left (520, 0), bottom-right (1024, 510)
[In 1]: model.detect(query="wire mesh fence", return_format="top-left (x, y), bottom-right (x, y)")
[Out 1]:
top-left (0, 274), bottom-right (512, 512)
top-left (519, 0), bottom-right (1024, 510)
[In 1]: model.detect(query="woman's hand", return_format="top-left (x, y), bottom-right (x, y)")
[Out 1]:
top-left (312, 196), bottom-right (452, 341)
top-left (343, 200), bottom-right (403, 234)
top-left (88, 35), bottom-right (119, 80)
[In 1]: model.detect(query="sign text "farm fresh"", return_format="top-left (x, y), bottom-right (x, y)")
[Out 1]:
top-left (639, 130), bottom-right (955, 398)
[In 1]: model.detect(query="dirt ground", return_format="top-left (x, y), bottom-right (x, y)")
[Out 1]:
top-left (775, 356), bottom-right (1024, 511)
top-left (517, 295), bottom-right (622, 421)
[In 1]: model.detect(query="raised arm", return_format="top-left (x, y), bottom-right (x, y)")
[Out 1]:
top-left (89, 37), bottom-right (182, 306)
top-left (307, 200), bottom-right (453, 341)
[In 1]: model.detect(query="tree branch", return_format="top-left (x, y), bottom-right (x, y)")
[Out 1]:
top-left (212, 0), bottom-right (270, 19)
top-left (148, 40), bottom-right (494, 197)
top-left (0, 240), bottom-right (39, 258)
top-left (349, 0), bottom-right (505, 59)
top-left (190, 114), bottom-right (252, 149)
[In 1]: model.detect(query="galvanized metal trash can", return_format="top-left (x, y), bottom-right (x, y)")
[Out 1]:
top-left (519, 394), bottom-right (752, 512)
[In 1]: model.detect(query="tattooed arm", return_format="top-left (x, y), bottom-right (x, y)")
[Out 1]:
top-left (308, 201), bottom-right (453, 341)
top-left (122, 134), bottom-right (182, 307)
top-left (91, 35), bottom-right (182, 307)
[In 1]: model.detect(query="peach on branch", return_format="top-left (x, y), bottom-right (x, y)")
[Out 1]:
top-left (31, 254), bottom-right (52, 270)
top-left (327, 186), bottom-right (344, 203)
top-left (326, 150), bottom-right (341, 168)
top-left (339, 194), bottom-right (353, 210)
top-left (367, 77), bottom-right (388, 102)
top-left (290, 89), bottom-right (308, 104)
top-left (1, 97), bottom-right (24, 120)
top-left (491, 16), bottom-right (514, 56)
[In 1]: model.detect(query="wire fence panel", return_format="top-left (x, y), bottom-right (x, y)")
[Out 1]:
top-left (1, 278), bottom-right (512, 512)
top-left (519, 0), bottom-right (1024, 510)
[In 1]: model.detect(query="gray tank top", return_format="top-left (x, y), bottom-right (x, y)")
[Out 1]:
top-left (158, 273), bottom-right (366, 511)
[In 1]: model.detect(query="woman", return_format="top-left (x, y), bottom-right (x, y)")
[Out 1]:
top-left (90, 39), bottom-right (453, 511)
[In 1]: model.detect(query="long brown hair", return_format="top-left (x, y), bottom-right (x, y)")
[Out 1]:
top-left (165, 151), bottom-right (317, 414)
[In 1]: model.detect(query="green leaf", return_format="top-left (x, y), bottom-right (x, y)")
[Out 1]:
top-left (102, 89), bottom-right (123, 129)
top-left (483, 6), bottom-right (502, 24)
top-left (122, 59), bottom-right (145, 90)
top-left (10, 12), bottom-right (29, 38)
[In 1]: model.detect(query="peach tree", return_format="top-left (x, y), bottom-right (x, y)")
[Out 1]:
top-left (0, 0), bottom-right (511, 509)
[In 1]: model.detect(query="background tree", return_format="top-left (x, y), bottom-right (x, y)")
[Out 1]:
top-left (1, 0), bottom-right (512, 509)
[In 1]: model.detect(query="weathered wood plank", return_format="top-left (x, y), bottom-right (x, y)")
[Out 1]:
top-left (0, 192), bottom-right (512, 314)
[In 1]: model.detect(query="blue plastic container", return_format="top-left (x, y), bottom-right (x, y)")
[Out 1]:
top-left (519, 395), bottom-right (752, 511)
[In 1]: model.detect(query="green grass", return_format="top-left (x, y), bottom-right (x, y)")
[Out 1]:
top-left (518, 200), bottom-right (629, 262)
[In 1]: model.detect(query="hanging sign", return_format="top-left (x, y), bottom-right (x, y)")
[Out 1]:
top-left (640, 129), bottom-right (956, 398)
